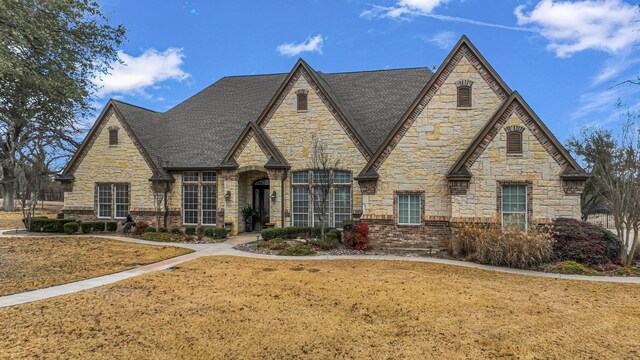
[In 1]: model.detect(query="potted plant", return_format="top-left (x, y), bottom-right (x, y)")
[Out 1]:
top-left (241, 206), bottom-right (257, 232)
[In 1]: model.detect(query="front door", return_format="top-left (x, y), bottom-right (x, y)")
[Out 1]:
top-left (253, 179), bottom-right (270, 231)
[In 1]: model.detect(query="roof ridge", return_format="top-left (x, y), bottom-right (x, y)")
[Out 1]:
top-left (319, 66), bottom-right (433, 75)
top-left (111, 99), bottom-right (159, 113)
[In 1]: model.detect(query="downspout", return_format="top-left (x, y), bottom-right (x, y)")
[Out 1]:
top-left (281, 177), bottom-right (285, 228)
top-left (163, 189), bottom-right (169, 228)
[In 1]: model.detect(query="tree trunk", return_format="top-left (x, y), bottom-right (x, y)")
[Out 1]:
top-left (2, 166), bottom-right (15, 211)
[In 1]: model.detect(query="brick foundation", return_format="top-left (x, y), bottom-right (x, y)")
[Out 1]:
top-left (363, 217), bottom-right (452, 250)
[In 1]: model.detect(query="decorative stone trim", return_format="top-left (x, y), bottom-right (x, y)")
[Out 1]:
top-left (259, 67), bottom-right (371, 160)
top-left (455, 79), bottom-right (474, 87)
top-left (295, 89), bottom-right (308, 95)
top-left (496, 180), bottom-right (533, 227)
top-left (448, 180), bottom-right (469, 195)
top-left (357, 180), bottom-right (377, 195)
top-left (372, 44), bottom-right (509, 171)
top-left (562, 179), bottom-right (586, 195)
top-left (504, 125), bottom-right (525, 134)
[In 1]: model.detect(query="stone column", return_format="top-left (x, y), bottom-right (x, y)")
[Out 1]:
top-left (221, 170), bottom-right (238, 235)
top-left (267, 169), bottom-right (287, 228)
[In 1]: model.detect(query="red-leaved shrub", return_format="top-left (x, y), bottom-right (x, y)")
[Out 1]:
top-left (133, 220), bottom-right (149, 236)
top-left (344, 222), bottom-right (369, 250)
top-left (550, 218), bottom-right (621, 265)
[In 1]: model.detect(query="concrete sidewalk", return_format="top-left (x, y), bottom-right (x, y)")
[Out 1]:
top-left (1, 230), bottom-right (639, 308)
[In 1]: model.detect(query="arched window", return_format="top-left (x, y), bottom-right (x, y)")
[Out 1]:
top-left (108, 127), bottom-right (119, 145)
top-left (296, 91), bottom-right (308, 111)
top-left (505, 125), bottom-right (524, 155)
top-left (455, 80), bottom-right (473, 108)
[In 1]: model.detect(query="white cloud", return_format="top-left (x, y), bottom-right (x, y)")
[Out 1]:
top-left (570, 85), bottom-right (640, 121)
top-left (592, 52), bottom-right (640, 86)
top-left (361, 0), bottom-right (449, 19)
top-left (277, 35), bottom-right (325, 57)
top-left (94, 48), bottom-right (190, 98)
top-left (515, 0), bottom-right (640, 58)
top-left (422, 31), bottom-right (457, 49)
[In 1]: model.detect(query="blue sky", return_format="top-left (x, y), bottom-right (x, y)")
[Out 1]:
top-left (93, 0), bottom-right (640, 144)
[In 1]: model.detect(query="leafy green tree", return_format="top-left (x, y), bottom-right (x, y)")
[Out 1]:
top-left (0, 0), bottom-right (125, 210)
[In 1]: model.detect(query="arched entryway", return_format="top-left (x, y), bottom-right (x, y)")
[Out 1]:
top-left (253, 178), bottom-right (270, 231)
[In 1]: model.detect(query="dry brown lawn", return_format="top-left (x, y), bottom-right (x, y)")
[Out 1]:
top-left (1, 256), bottom-right (639, 359)
top-left (0, 201), bottom-right (62, 229)
top-left (0, 237), bottom-right (192, 296)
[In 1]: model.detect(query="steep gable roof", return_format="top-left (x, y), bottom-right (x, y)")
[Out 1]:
top-left (358, 35), bottom-right (512, 179)
top-left (447, 92), bottom-right (587, 179)
top-left (222, 122), bottom-right (289, 169)
top-left (58, 100), bottom-right (167, 181)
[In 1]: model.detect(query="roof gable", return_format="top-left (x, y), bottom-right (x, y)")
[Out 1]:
top-left (447, 92), bottom-right (587, 178)
top-left (359, 35), bottom-right (512, 178)
top-left (222, 122), bottom-right (289, 169)
top-left (256, 59), bottom-right (373, 159)
top-left (59, 100), bottom-right (165, 181)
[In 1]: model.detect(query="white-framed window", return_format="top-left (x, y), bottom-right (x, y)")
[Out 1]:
top-left (96, 183), bottom-right (129, 219)
top-left (182, 171), bottom-right (217, 226)
top-left (398, 194), bottom-right (421, 225)
top-left (502, 185), bottom-right (527, 230)
top-left (291, 169), bottom-right (352, 229)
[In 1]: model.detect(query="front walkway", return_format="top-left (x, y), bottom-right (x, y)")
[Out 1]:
top-left (1, 229), bottom-right (639, 308)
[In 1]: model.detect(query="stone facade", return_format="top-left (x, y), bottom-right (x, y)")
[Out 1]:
top-left (61, 38), bottom-right (584, 248)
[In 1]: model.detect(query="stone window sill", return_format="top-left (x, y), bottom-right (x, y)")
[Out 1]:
top-left (507, 153), bottom-right (523, 157)
top-left (296, 110), bottom-right (308, 113)
top-left (457, 106), bottom-right (473, 110)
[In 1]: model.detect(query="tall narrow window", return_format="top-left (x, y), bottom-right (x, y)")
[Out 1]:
top-left (97, 184), bottom-right (112, 218)
top-left (291, 171), bottom-right (310, 227)
top-left (398, 194), bottom-right (421, 225)
top-left (182, 172), bottom-right (199, 225)
top-left (502, 185), bottom-right (527, 230)
top-left (201, 172), bottom-right (217, 225)
top-left (507, 131), bottom-right (523, 155)
top-left (96, 183), bottom-right (129, 219)
top-left (457, 86), bottom-right (471, 107)
top-left (297, 92), bottom-right (308, 111)
top-left (114, 184), bottom-right (129, 218)
top-left (108, 128), bottom-right (118, 145)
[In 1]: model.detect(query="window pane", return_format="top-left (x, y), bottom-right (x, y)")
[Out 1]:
top-left (183, 171), bottom-right (198, 182)
top-left (97, 184), bottom-right (112, 218)
top-left (313, 188), bottom-right (330, 227)
top-left (183, 184), bottom-right (198, 224)
top-left (313, 170), bottom-right (329, 184)
top-left (202, 171), bottom-right (216, 182)
top-left (292, 187), bottom-right (309, 227)
top-left (292, 171), bottom-right (309, 185)
top-left (502, 185), bottom-right (527, 229)
top-left (334, 171), bottom-right (351, 184)
top-left (334, 187), bottom-right (351, 229)
top-left (410, 195), bottom-right (421, 224)
top-left (398, 194), bottom-right (420, 225)
top-left (114, 184), bottom-right (129, 218)
top-left (201, 184), bottom-right (216, 225)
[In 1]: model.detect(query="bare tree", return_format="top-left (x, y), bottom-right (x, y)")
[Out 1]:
top-left (308, 136), bottom-right (339, 241)
top-left (568, 108), bottom-right (640, 265)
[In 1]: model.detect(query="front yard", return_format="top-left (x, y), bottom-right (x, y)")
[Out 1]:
top-left (1, 256), bottom-right (638, 359)
top-left (0, 236), bottom-right (192, 296)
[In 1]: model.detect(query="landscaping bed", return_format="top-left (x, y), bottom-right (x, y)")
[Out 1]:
top-left (1, 256), bottom-right (638, 359)
top-left (0, 236), bottom-right (193, 296)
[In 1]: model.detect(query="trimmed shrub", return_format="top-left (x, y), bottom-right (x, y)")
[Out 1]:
top-left (80, 221), bottom-right (106, 234)
top-left (158, 227), bottom-right (168, 233)
top-left (144, 227), bottom-right (157, 233)
top-left (132, 221), bottom-right (149, 236)
top-left (56, 213), bottom-right (65, 219)
top-left (260, 226), bottom-right (332, 241)
top-left (185, 226), bottom-right (197, 236)
top-left (310, 237), bottom-right (340, 250)
top-left (26, 218), bottom-right (75, 233)
top-left (550, 261), bottom-right (594, 275)
top-left (550, 218), bottom-right (621, 265)
top-left (63, 222), bottom-right (79, 234)
top-left (326, 229), bottom-right (342, 242)
top-left (343, 222), bottom-right (370, 250)
top-left (258, 239), bottom-right (289, 251)
top-left (278, 243), bottom-right (316, 256)
top-left (170, 227), bottom-right (183, 235)
top-left (261, 228), bottom-right (278, 240)
top-left (203, 227), bottom-right (227, 239)
top-left (455, 223), bottom-right (554, 269)
top-left (106, 222), bottom-right (118, 232)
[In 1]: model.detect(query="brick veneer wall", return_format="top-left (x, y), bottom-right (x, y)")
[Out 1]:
top-left (363, 217), bottom-right (452, 249)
